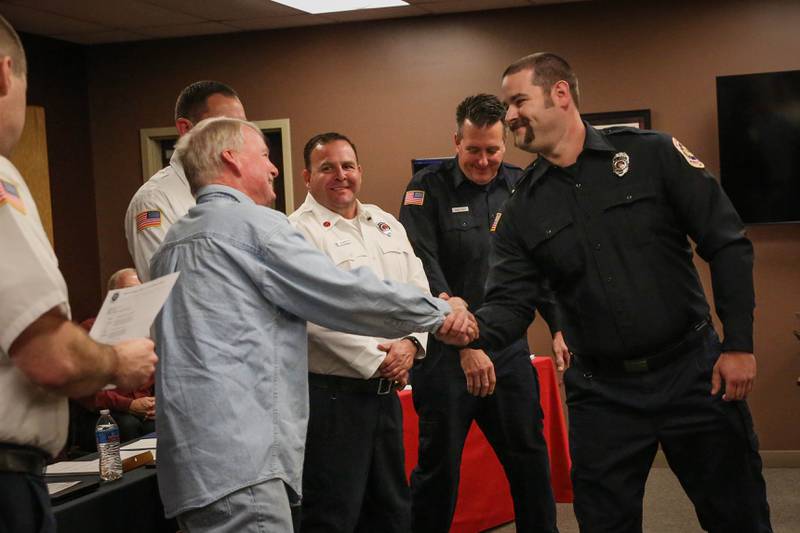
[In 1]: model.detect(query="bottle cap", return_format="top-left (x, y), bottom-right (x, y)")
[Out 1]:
top-left (100, 409), bottom-right (110, 415)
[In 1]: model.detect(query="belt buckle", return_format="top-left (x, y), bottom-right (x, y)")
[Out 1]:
top-left (377, 378), bottom-right (393, 395)
top-left (623, 358), bottom-right (649, 373)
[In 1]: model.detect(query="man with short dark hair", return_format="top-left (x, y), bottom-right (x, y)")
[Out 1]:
top-left (125, 80), bottom-right (246, 280)
top-left (400, 94), bottom-right (558, 533)
top-left (474, 51), bottom-right (772, 532)
top-left (152, 117), bottom-right (476, 533)
top-left (289, 132), bottom-right (430, 532)
top-left (0, 15), bottom-right (157, 533)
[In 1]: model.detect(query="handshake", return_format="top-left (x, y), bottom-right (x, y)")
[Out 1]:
top-left (434, 293), bottom-right (479, 346)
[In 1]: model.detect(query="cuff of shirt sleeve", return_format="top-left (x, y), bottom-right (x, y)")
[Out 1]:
top-left (720, 315), bottom-right (754, 353)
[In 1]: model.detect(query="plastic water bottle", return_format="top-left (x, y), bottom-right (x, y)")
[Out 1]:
top-left (96, 409), bottom-right (123, 481)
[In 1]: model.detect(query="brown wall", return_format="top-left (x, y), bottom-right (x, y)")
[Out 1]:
top-left (84, 0), bottom-right (800, 449)
top-left (21, 33), bottom-right (100, 321)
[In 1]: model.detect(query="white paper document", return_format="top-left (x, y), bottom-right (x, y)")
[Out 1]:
top-left (45, 450), bottom-right (157, 475)
top-left (45, 459), bottom-right (99, 475)
top-left (121, 438), bottom-right (157, 451)
top-left (47, 481), bottom-right (81, 495)
top-left (89, 272), bottom-right (180, 344)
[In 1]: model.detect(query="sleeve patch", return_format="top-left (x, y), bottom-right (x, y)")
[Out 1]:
top-left (0, 178), bottom-right (26, 214)
top-left (403, 190), bottom-right (425, 206)
top-left (135, 210), bottom-right (162, 231)
top-left (672, 137), bottom-right (705, 169)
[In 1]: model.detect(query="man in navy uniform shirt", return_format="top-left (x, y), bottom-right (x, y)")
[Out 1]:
top-left (400, 94), bottom-right (559, 533)
top-left (472, 52), bottom-right (772, 533)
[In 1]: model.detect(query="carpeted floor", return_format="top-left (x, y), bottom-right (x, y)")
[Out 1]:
top-left (487, 467), bottom-right (798, 533)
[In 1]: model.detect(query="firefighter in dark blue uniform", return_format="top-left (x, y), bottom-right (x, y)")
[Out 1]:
top-left (472, 52), bottom-right (772, 533)
top-left (400, 94), bottom-right (559, 533)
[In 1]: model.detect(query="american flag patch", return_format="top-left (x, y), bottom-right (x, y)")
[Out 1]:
top-left (404, 190), bottom-right (425, 206)
top-left (0, 178), bottom-right (25, 214)
top-left (490, 212), bottom-right (502, 232)
top-left (136, 210), bottom-right (161, 231)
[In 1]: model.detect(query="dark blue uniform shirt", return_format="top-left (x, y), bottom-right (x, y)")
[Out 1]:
top-left (475, 123), bottom-right (754, 361)
top-left (400, 158), bottom-right (561, 361)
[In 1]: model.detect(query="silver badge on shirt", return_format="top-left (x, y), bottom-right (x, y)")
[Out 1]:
top-left (612, 152), bottom-right (630, 177)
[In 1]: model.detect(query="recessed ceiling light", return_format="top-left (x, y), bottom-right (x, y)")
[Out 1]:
top-left (272, 1), bottom-right (409, 15)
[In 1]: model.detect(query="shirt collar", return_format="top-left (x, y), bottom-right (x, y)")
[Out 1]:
top-left (582, 120), bottom-right (617, 153)
top-left (169, 150), bottom-right (190, 188)
top-left (195, 184), bottom-right (255, 205)
top-left (301, 192), bottom-right (367, 230)
top-left (452, 157), bottom-right (512, 192)
top-left (526, 121), bottom-right (617, 185)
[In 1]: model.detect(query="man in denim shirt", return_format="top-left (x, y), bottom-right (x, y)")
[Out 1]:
top-left (151, 117), bottom-right (475, 533)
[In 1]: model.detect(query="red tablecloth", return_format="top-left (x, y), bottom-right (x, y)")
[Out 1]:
top-left (400, 356), bottom-right (572, 533)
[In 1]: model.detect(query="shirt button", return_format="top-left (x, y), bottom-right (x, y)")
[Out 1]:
top-left (595, 243), bottom-right (601, 250)
top-left (606, 276), bottom-right (614, 283)
top-left (545, 229), bottom-right (552, 236)
top-left (626, 193), bottom-right (633, 200)
top-left (461, 221), bottom-right (467, 227)
top-left (575, 183), bottom-right (582, 189)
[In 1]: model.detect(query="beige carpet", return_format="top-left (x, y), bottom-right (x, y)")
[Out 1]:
top-left (487, 467), bottom-right (798, 533)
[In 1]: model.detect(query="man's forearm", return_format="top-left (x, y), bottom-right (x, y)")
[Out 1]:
top-left (10, 310), bottom-right (119, 397)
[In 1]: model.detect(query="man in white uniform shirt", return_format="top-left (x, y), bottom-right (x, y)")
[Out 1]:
top-left (125, 80), bottom-right (246, 280)
top-left (0, 15), bottom-right (157, 533)
top-left (289, 132), bottom-right (428, 533)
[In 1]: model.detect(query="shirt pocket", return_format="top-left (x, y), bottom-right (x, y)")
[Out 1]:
top-left (442, 213), bottom-right (483, 260)
top-left (600, 182), bottom-right (657, 246)
top-left (378, 239), bottom-right (409, 281)
top-left (522, 213), bottom-right (584, 280)
top-left (327, 242), bottom-right (369, 270)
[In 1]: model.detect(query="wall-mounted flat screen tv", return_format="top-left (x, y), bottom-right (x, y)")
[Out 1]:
top-left (717, 69), bottom-right (800, 224)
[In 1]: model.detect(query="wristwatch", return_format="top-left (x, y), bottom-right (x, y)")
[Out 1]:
top-left (403, 335), bottom-right (424, 356)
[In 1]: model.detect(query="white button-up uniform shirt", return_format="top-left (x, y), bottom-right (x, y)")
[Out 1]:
top-left (289, 193), bottom-right (431, 379)
top-left (125, 152), bottom-right (195, 281)
top-left (0, 156), bottom-right (69, 457)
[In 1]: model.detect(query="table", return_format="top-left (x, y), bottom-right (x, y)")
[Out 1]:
top-left (51, 454), bottom-right (175, 533)
top-left (400, 356), bottom-right (572, 533)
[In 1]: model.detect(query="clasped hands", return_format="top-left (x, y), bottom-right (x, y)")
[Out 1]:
top-left (434, 293), bottom-right (479, 346)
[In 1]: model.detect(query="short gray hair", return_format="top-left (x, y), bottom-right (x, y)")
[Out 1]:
top-left (175, 117), bottom-right (263, 193)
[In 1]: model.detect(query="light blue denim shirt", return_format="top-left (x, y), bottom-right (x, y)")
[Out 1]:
top-left (151, 185), bottom-right (449, 518)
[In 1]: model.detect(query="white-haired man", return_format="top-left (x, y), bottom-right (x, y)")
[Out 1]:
top-left (151, 117), bottom-right (476, 533)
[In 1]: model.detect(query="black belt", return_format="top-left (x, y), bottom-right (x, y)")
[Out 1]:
top-left (309, 373), bottom-right (401, 395)
top-left (0, 444), bottom-right (48, 476)
top-left (575, 320), bottom-right (710, 375)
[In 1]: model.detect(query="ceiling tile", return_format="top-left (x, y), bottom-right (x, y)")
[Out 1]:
top-left (322, 5), bottom-right (428, 22)
top-left (5, 0), bottom-right (201, 29)
top-left (0, 2), bottom-right (106, 34)
top-left (50, 29), bottom-right (149, 44)
top-left (139, 0), bottom-right (300, 20)
top-left (225, 13), bottom-right (334, 31)
top-left (137, 21), bottom-right (240, 39)
top-left (418, 0), bottom-right (530, 14)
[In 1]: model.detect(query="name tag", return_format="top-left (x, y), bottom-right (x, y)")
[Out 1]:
top-left (335, 239), bottom-right (351, 247)
top-left (451, 206), bottom-right (469, 213)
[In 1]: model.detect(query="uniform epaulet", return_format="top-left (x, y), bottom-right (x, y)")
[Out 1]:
top-left (600, 125), bottom-right (651, 136)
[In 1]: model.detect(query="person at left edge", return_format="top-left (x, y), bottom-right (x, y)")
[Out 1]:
top-left (0, 15), bottom-right (157, 533)
top-left (289, 132), bottom-right (429, 533)
top-left (151, 117), bottom-right (476, 533)
top-left (125, 80), bottom-right (246, 281)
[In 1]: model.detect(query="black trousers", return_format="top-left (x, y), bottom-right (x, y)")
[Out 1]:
top-left (410, 349), bottom-right (558, 533)
top-left (564, 327), bottom-right (772, 533)
top-left (300, 382), bottom-right (410, 533)
top-left (0, 471), bottom-right (56, 533)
